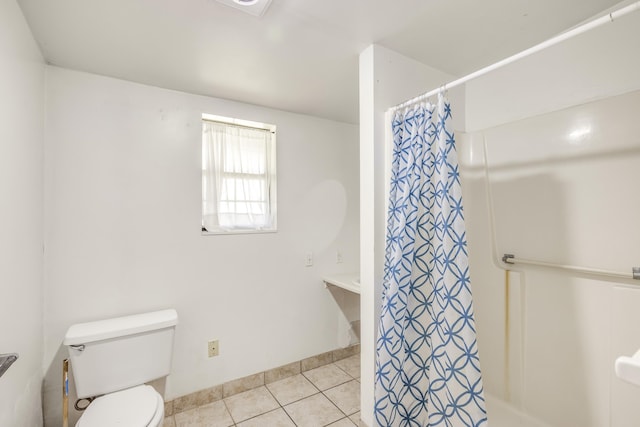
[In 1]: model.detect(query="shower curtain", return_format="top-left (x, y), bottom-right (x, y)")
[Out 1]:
top-left (374, 93), bottom-right (487, 427)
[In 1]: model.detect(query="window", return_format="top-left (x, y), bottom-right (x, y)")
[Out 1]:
top-left (202, 114), bottom-right (277, 234)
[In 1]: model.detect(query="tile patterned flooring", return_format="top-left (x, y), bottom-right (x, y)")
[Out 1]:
top-left (164, 354), bottom-right (361, 427)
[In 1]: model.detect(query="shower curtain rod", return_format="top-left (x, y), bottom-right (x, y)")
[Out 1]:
top-left (390, 0), bottom-right (640, 111)
top-left (502, 254), bottom-right (640, 281)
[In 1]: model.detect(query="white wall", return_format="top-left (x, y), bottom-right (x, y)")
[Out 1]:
top-left (42, 67), bottom-right (359, 425)
top-left (358, 45), bottom-right (459, 426)
top-left (0, 0), bottom-right (45, 426)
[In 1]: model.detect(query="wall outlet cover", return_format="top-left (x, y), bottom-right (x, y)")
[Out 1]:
top-left (208, 340), bottom-right (219, 357)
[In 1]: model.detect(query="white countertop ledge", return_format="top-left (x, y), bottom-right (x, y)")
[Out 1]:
top-left (323, 274), bottom-right (360, 294)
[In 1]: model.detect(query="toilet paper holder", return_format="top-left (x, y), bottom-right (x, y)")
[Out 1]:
top-left (0, 353), bottom-right (19, 379)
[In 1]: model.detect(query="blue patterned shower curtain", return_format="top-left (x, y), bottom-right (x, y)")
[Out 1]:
top-left (374, 94), bottom-right (487, 427)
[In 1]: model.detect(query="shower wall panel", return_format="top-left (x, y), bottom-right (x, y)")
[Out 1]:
top-left (463, 89), bottom-right (640, 427)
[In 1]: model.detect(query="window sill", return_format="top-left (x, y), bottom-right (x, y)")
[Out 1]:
top-left (201, 228), bottom-right (277, 236)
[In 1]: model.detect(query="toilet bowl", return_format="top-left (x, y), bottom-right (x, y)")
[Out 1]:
top-left (64, 309), bottom-right (178, 427)
top-left (76, 385), bottom-right (164, 427)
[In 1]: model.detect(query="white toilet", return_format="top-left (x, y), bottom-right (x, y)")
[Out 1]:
top-left (63, 309), bottom-right (178, 427)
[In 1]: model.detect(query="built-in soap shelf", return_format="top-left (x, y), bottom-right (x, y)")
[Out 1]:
top-left (615, 349), bottom-right (640, 387)
top-left (323, 273), bottom-right (360, 294)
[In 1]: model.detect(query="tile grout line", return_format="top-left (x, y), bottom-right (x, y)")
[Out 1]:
top-left (309, 362), bottom-right (358, 427)
top-left (167, 381), bottom-right (361, 426)
top-left (321, 382), bottom-right (357, 426)
top-left (327, 358), bottom-right (361, 425)
top-left (168, 344), bottom-right (359, 417)
top-left (263, 383), bottom-right (299, 426)
top-left (168, 352), bottom-right (360, 426)
top-left (221, 396), bottom-right (236, 427)
top-left (273, 362), bottom-right (358, 427)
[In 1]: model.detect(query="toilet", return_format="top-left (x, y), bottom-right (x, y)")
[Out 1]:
top-left (63, 309), bottom-right (178, 427)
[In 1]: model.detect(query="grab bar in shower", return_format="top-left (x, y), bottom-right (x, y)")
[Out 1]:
top-left (0, 353), bottom-right (18, 379)
top-left (502, 254), bottom-right (640, 281)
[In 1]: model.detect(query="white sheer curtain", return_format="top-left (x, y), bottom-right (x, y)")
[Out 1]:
top-left (202, 121), bottom-right (276, 232)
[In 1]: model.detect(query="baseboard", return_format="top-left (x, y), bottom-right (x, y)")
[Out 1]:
top-left (164, 344), bottom-right (360, 416)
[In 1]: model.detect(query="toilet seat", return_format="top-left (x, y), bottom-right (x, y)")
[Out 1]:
top-left (77, 385), bottom-right (164, 427)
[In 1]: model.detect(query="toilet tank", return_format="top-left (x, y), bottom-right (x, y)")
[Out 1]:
top-left (64, 309), bottom-right (178, 398)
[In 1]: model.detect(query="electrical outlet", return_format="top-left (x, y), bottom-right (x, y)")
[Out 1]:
top-left (305, 252), bottom-right (313, 267)
top-left (208, 340), bottom-right (219, 357)
top-left (336, 250), bottom-right (343, 264)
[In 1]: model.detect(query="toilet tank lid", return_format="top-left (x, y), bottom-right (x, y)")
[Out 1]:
top-left (63, 309), bottom-right (178, 346)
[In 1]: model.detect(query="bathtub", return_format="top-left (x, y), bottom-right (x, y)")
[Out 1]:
top-left (485, 395), bottom-right (550, 427)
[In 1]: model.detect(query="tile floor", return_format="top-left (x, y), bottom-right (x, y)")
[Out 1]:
top-left (164, 354), bottom-right (361, 427)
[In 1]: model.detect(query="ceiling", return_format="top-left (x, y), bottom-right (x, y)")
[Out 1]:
top-left (17, 0), bottom-right (624, 124)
